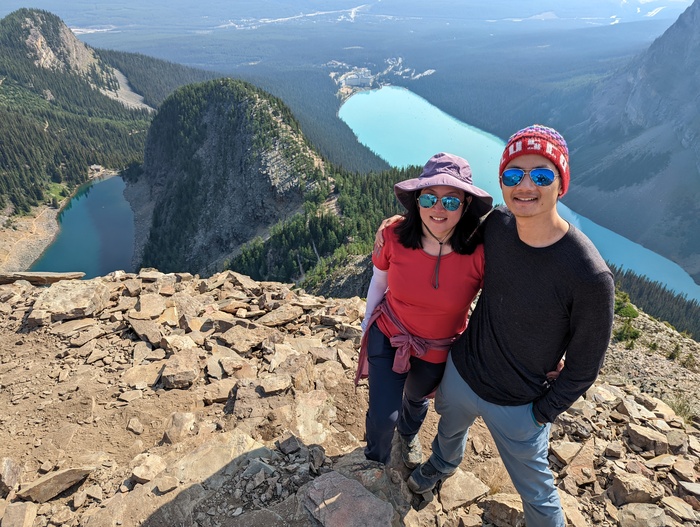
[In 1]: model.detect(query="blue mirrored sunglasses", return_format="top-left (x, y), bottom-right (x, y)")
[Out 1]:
top-left (501, 168), bottom-right (558, 187)
top-left (417, 193), bottom-right (462, 212)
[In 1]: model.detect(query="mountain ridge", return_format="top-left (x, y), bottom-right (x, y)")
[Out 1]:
top-left (2, 8), bottom-right (700, 341)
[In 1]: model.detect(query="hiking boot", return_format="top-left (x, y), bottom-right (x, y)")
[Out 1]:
top-left (407, 460), bottom-right (453, 494)
top-left (399, 434), bottom-right (422, 469)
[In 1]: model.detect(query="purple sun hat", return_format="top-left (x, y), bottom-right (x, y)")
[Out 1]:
top-left (394, 152), bottom-right (493, 217)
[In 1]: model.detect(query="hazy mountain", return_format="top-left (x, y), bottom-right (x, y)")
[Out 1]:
top-left (565, 0), bottom-right (700, 285)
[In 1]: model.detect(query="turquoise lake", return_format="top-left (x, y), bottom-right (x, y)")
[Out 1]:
top-left (29, 176), bottom-right (134, 279)
top-left (339, 85), bottom-right (700, 303)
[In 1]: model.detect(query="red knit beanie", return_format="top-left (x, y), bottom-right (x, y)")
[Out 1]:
top-left (499, 124), bottom-right (570, 196)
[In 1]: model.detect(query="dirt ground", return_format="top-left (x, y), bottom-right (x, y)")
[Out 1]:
top-left (0, 311), bottom-right (512, 515)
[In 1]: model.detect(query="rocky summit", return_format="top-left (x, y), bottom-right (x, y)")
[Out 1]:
top-left (0, 270), bottom-right (699, 527)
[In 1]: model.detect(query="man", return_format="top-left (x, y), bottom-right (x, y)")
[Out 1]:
top-left (406, 124), bottom-right (615, 527)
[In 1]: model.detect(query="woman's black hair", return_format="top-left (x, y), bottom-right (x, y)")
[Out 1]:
top-left (394, 190), bottom-right (485, 255)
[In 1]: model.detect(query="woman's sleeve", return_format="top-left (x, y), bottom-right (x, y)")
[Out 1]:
top-left (361, 266), bottom-right (388, 332)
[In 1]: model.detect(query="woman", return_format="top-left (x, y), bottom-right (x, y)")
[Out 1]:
top-left (357, 152), bottom-right (493, 468)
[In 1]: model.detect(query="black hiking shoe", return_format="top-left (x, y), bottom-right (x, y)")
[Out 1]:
top-left (407, 459), bottom-right (454, 494)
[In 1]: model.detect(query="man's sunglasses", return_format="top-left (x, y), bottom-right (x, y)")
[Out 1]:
top-left (501, 168), bottom-right (558, 187)
top-left (417, 194), bottom-right (462, 212)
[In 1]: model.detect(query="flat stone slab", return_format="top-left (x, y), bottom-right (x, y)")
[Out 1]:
top-left (0, 271), bottom-right (85, 285)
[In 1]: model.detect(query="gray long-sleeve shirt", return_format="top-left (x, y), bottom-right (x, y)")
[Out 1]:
top-left (451, 207), bottom-right (615, 424)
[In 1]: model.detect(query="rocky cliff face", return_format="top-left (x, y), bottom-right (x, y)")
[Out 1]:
top-left (16, 9), bottom-right (117, 90)
top-left (1, 271), bottom-right (699, 526)
top-left (565, 0), bottom-right (700, 284)
top-left (127, 79), bottom-right (324, 276)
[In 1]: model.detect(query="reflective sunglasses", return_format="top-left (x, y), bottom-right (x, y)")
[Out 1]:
top-left (501, 168), bottom-right (558, 187)
top-left (417, 193), bottom-right (462, 212)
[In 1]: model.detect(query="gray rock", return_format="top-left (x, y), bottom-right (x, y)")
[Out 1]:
top-left (1, 501), bottom-right (38, 527)
top-left (301, 471), bottom-right (396, 527)
top-left (32, 280), bottom-right (110, 322)
top-left (609, 471), bottom-right (665, 506)
top-left (480, 493), bottom-right (525, 527)
top-left (1, 457), bottom-right (22, 497)
top-left (131, 454), bottom-right (167, 484)
top-left (160, 349), bottom-right (200, 389)
top-left (438, 469), bottom-right (489, 511)
top-left (618, 503), bottom-right (668, 527)
top-left (17, 466), bottom-right (94, 503)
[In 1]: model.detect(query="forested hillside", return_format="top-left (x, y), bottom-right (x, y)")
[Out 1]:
top-left (132, 78), bottom-right (330, 275)
top-left (0, 9), bottom-right (148, 212)
top-left (609, 265), bottom-right (700, 340)
top-left (0, 9), bottom-right (218, 214)
top-left (238, 69), bottom-right (391, 174)
top-left (231, 166), bottom-right (408, 282)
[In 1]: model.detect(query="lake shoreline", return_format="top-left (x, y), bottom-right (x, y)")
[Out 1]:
top-left (0, 205), bottom-right (61, 273)
top-left (0, 168), bottom-right (119, 274)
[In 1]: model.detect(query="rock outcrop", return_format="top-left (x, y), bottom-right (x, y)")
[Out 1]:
top-left (0, 270), bottom-right (699, 527)
top-left (127, 79), bottom-right (325, 276)
top-left (17, 9), bottom-right (117, 90)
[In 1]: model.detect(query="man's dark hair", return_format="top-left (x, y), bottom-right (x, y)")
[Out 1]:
top-left (395, 190), bottom-right (485, 255)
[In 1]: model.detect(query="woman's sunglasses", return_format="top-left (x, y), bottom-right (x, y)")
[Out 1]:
top-left (417, 194), bottom-right (462, 212)
top-left (501, 168), bottom-right (558, 187)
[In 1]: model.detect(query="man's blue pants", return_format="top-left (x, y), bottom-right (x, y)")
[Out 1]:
top-left (429, 353), bottom-right (565, 527)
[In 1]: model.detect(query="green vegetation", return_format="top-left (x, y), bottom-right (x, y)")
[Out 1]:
top-left (95, 49), bottom-right (219, 108)
top-left (666, 342), bottom-right (698, 373)
top-left (238, 69), bottom-right (391, 174)
top-left (614, 289), bottom-right (639, 318)
top-left (668, 343), bottom-right (681, 361)
top-left (613, 288), bottom-right (642, 346)
top-left (609, 264), bottom-right (700, 342)
top-left (233, 211), bottom-right (347, 283)
top-left (45, 182), bottom-right (67, 208)
top-left (666, 393), bottom-right (697, 424)
top-left (680, 352), bottom-right (696, 371)
top-left (0, 9), bottom-right (147, 212)
top-left (613, 319), bottom-right (641, 344)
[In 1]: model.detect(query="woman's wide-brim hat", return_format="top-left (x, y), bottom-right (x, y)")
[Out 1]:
top-left (394, 152), bottom-right (493, 217)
